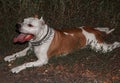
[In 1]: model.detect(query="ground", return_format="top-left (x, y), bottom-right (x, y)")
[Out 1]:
top-left (0, 1), bottom-right (120, 83)
top-left (0, 42), bottom-right (120, 83)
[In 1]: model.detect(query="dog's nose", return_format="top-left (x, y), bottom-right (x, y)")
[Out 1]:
top-left (15, 23), bottom-right (21, 29)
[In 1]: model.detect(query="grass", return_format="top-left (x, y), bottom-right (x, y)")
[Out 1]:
top-left (0, 0), bottom-right (119, 67)
top-left (0, 0), bottom-right (120, 82)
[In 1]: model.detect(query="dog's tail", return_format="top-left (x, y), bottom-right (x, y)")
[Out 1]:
top-left (95, 27), bottom-right (115, 34)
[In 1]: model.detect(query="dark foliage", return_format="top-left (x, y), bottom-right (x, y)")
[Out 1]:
top-left (0, 0), bottom-right (120, 83)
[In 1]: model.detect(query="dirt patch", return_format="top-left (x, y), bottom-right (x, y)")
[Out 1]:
top-left (1, 48), bottom-right (120, 83)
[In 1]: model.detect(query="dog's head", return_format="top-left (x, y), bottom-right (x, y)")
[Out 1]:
top-left (14, 15), bottom-right (45, 43)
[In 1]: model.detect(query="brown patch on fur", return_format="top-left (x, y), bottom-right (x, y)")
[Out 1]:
top-left (83, 26), bottom-right (105, 43)
top-left (47, 28), bottom-right (86, 58)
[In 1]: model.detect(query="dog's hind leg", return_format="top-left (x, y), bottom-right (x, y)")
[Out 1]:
top-left (101, 42), bottom-right (120, 53)
top-left (95, 27), bottom-right (115, 34)
top-left (91, 42), bottom-right (120, 53)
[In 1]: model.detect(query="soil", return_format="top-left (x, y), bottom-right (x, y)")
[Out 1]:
top-left (0, 46), bottom-right (120, 83)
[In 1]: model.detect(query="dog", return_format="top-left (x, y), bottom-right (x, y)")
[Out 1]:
top-left (4, 16), bottom-right (120, 73)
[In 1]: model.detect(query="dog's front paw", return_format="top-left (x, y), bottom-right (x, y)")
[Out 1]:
top-left (4, 55), bottom-right (16, 62)
top-left (114, 42), bottom-right (120, 47)
top-left (11, 66), bottom-right (24, 73)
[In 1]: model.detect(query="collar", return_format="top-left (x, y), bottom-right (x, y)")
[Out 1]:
top-left (30, 27), bottom-right (53, 46)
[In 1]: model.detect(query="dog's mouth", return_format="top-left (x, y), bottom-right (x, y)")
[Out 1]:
top-left (13, 33), bottom-right (34, 43)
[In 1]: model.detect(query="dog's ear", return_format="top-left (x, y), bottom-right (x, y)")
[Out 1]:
top-left (40, 17), bottom-right (45, 25)
top-left (40, 16), bottom-right (43, 21)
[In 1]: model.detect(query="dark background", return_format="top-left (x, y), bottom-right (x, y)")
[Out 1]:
top-left (0, 0), bottom-right (120, 83)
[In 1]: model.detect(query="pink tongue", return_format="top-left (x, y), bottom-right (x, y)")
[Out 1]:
top-left (14, 33), bottom-right (34, 43)
top-left (13, 34), bottom-right (27, 43)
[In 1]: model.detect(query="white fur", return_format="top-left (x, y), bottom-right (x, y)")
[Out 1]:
top-left (80, 27), bottom-right (120, 53)
top-left (63, 32), bottom-right (69, 35)
top-left (10, 31), bottom-right (54, 73)
top-left (4, 17), bottom-right (120, 73)
top-left (63, 32), bottom-right (74, 36)
top-left (70, 34), bottom-right (74, 36)
top-left (95, 27), bottom-right (115, 34)
top-left (4, 47), bottom-right (30, 62)
top-left (4, 17), bottom-right (54, 73)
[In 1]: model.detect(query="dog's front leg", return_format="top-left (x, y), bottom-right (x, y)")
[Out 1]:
top-left (11, 50), bottom-right (48, 73)
top-left (4, 47), bottom-right (30, 62)
top-left (11, 59), bottom-right (48, 73)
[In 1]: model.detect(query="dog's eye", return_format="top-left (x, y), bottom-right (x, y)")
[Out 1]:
top-left (28, 24), bottom-right (33, 27)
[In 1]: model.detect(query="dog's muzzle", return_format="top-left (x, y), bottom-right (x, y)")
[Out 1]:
top-left (14, 23), bottom-right (34, 43)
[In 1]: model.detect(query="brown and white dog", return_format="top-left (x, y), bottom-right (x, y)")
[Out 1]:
top-left (4, 16), bottom-right (120, 73)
